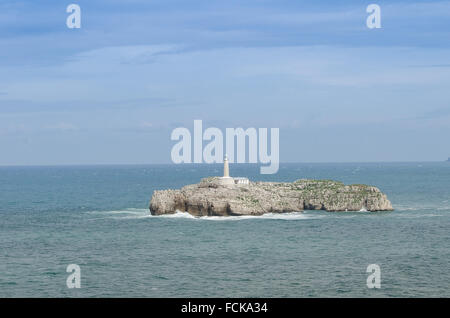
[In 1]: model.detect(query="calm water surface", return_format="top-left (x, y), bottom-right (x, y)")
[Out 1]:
top-left (0, 162), bottom-right (449, 297)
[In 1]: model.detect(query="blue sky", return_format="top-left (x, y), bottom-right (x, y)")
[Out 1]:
top-left (0, 0), bottom-right (449, 165)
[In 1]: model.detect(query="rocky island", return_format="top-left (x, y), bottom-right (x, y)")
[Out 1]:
top-left (150, 157), bottom-right (393, 216)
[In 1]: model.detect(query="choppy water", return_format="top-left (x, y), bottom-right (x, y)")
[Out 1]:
top-left (0, 162), bottom-right (449, 297)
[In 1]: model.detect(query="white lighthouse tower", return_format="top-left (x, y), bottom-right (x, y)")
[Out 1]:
top-left (218, 154), bottom-right (235, 185)
top-left (223, 154), bottom-right (230, 177)
top-left (217, 154), bottom-right (249, 186)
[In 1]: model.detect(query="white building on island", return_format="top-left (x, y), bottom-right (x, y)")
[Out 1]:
top-left (219, 155), bottom-right (249, 185)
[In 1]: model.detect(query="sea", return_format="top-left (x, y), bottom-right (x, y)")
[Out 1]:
top-left (0, 162), bottom-right (449, 297)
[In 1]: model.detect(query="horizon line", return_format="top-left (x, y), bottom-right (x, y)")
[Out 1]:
top-left (0, 160), bottom-right (448, 168)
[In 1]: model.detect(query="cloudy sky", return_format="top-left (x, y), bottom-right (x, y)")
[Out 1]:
top-left (0, 0), bottom-right (449, 165)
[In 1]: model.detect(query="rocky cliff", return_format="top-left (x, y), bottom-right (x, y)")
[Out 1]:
top-left (149, 177), bottom-right (393, 216)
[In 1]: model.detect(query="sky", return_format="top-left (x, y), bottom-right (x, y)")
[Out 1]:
top-left (0, 0), bottom-right (449, 165)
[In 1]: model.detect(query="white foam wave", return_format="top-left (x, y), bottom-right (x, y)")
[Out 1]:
top-left (87, 206), bottom-right (449, 222)
top-left (154, 210), bottom-right (322, 221)
top-left (85, 208), bottom-right (151, 220)
top-left (89, 209), bottom-right (319, 221)
top-left (86, 208), bottom-right (149, 215)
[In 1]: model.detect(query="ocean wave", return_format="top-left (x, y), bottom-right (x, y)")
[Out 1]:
top-left (154, 210), bottom-right (323, 221)
top-left (86, 206), bottom-right (448, 221)
top-left (88, 207), bottom-right (329, 221)
top-left (86, 209), bottom-right (324, 221)
top-left (86, 208), bottom-right (149, 215)
top-left (85, 208), bottom-right (151, 220)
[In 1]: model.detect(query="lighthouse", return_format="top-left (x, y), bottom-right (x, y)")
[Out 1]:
top-left (223, 154), bottom-right (230, 177)
top-left (218, 155), bottom-right (249, 186)
top-left (218, 154), bottom-right (235, 185)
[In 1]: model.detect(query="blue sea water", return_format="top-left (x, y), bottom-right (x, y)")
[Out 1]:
top-left (0, 162), bottom-right (449, 297)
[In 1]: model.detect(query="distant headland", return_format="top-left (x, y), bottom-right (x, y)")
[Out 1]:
top-left (149, 156), bottom-right (393, 216)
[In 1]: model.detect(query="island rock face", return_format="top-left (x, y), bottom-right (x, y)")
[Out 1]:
top-left (150, 178), bottom-right (394, 216)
